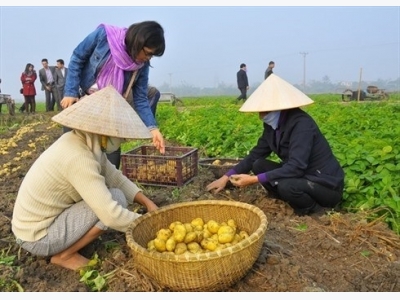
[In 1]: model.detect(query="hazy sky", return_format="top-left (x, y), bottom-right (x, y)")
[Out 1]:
top-left (0, 4), bottom-right (399, 100)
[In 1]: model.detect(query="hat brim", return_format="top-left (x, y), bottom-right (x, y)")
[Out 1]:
top-left (52, 86), bottom-right (152, 139)
top-left (239, 74), bottom-right (314, 112)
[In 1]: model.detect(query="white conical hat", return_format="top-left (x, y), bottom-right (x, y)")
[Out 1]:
top-left (52, 85), bottom-right (152, 139)
top-left (239, 74), bottom-right (314, 112)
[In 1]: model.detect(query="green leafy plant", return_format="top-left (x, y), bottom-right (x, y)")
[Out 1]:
top-left (78, 253), bottom-right (115, 292)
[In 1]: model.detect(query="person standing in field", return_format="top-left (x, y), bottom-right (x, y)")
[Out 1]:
top-left (39, 58), bottom-right (59, 112)
top-left (20, 63), bottom-right (37, 114)
top-left (264, 61), bottom-right (275, 80)
top-left (60, 21), bottom-right (166, 169)
top-left (207, 74), bottom-right (344, 216)
top-left (236, 63), bottom-right (249, 103)
top-left (11, 86), bottom-right (159, 271)
top-left (54, 59), bottom-right (68, 109)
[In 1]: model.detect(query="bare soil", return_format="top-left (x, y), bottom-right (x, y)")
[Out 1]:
top-left (1, 112), bottom-right (400, 292)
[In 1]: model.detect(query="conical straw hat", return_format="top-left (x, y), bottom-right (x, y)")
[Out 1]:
top-left (239, 74), bottom-right (314, 112)
top-left (52, 85), bottom-right (152, 139)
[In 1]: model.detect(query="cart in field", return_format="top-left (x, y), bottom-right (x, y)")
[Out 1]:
top-left (0, 94), bottom-right (16, 116)
top-left (365, 86), bottom-right (390, 100)
top-left (341, 86), bottom-right (389, 101)
top-left (159, 92), bottom-right (184, 106)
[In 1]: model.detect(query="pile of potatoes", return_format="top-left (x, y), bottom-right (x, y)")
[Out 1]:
top-left (147, 217), bottom-right (250, 254)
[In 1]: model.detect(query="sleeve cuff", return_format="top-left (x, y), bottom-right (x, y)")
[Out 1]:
top-left (225, 169), bottom-right (237, 177)
top-left (257, 173), bottom-right (268, 183)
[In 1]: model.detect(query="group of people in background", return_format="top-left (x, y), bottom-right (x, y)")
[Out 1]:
top-left (19, 57), bottom-right (161, 117)
top-left (236, 60), bottom-right (275, 103)
top-left (19, 58), bottom-right (68, 114)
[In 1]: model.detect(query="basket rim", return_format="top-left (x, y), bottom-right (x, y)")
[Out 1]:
top-left (126, 200), bottom-right (268, 262)
top-left (198, 158), bottom-right (242, 167)
top-left (122, 144), bottom-right (198, 156)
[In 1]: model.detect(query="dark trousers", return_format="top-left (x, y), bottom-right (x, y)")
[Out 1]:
top-left (252, 158), bottom-right (342, 215)
top-left (63, 126), bottom-right (121, 169)
top-left (22, 96), bottom-right (36, 113)
top-left (45, 84), bottom-right (60, 111)
top-left (148, 91), bottom-right (160, 117)
top-left (236, 87), bottom-right (247, 101)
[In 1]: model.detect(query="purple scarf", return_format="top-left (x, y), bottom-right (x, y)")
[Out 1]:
top-left (96, 24), bottom-right (144, 94)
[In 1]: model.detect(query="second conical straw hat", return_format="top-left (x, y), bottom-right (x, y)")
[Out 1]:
top-left (239, 74), bottom-right (314, 112)
top-left (52, 85), bottom-right (152, 139)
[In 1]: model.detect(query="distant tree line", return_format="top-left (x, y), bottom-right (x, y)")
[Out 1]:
top-left (157, 76), bottom-right (400, 97)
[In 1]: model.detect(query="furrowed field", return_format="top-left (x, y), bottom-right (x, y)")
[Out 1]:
top-left (1, 93), bottom-right (400, 292)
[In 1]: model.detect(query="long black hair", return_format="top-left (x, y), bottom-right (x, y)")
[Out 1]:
top-left (125, 21), bottom-right (165, 59)
top-left (24, 63), bottom-right (34, 74)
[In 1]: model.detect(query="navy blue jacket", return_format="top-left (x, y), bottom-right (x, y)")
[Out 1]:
top-left (232, 108), bottom-right (344, 190)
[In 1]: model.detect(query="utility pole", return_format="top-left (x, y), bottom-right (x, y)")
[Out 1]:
top-left (299, 52), bottom-right (308, 93)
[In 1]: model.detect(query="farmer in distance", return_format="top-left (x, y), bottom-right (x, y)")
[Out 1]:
top-left (11, 86), bottom-right (158, 271)
top-left (206, 74), bottom-right (344, 215)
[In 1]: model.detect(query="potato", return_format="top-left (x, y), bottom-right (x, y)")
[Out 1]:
top-left (233, 233), bottom-right (242, 244)
top-left (174, 242), bottom-right (187, 255)
top-left (202, 228), bottom-right (212, 239)
top-left (154, 238), bottom-right (166, 252)
top-left (156, 228), bottom-right (172, 241)
top-left (218, 225), bottom-right (235, 236)
top-left (210, 234), bottom-right (219, 242)
top-left (184, 222), bottom-right (194, 233)
top-left (173, 224), bottom-right (187, 242)
top-left (184, 231), bottom-right (197, 244)
top-left (147, 239), bottom-right (156, 251)
top-left (169, 221), bottom-right (182, 231)
top-left (227, 219), bottom-right (237, 229)
top-left (239, 230), bottom-right (250, 240)
top-left (201, 238), bottom-right (218, 251)
top-left (187, 242), bottom-right (201, 253)
top-left (194, 230), bottom-right (204, 243)
top-left (193, 224), bottom-right (203, 231)
top-left (191, 217), bottom-right (204, 228)
top-left (165, 237), bottom-right (176, 252)
top-left (207, 220), bottom-right (220, 234)
top-left (218, 233), bottom-right (235, 244)
top-left (212, 159), bottom-right (221, 165)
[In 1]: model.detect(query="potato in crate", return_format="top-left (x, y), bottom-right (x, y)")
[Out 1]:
top-left (121, 145), bottom-right (198, 187)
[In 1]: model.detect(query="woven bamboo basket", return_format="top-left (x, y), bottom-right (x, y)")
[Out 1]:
top-left (198, 158), bottom-right (242, 178)
top-left (126, 200), bottom-right (268, 292)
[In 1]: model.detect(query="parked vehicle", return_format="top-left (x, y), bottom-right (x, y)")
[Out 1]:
top-left (341, 86), bottom-right (389, 101)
